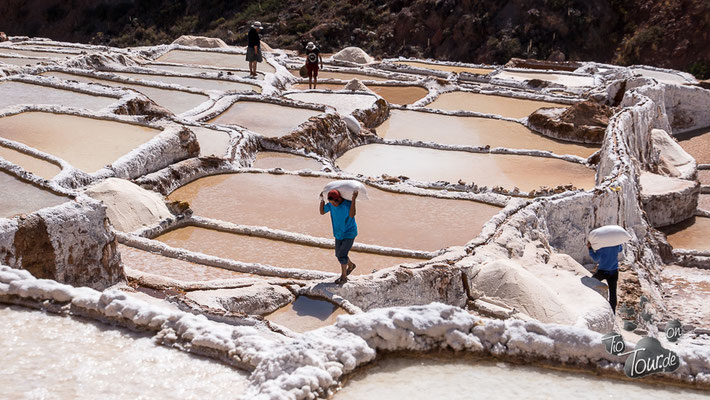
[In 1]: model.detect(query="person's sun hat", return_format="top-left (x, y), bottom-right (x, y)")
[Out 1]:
top-left (306, 41), bottom-right (315, 50)
top-left (252, 21), bottom-right (263, 30)
top-left (327, 189), bottom-right (341, 201)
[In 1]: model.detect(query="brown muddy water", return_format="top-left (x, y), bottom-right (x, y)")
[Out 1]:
top-left (676, 127), bottom-right (710, 164)
top-left (495, 70), bottom-right (595, 87)
top-left (209, 101), bottom-right (321, 137)
top-left (253, 152), bottom-right (323, 170)
top-left (394, 61), bottom-right (494, 75)
top-left (0, 305), bottom-right (249, 400)
top-left (0, 170), bottom-right (69, 218)
top-left (0, 144), bottom-right (62, 180)
top-left (156, 49), bottom-right (276, 73)
top-left (290, 69), bottom-right (391, 82)
top-left (662, 216), bottom-right (710, 251)
top-left (0, 81), bottom-right (117, 111)
top-left (0, 112), bottom-right (160, 173)
top-left (336, 355), bottom-right (709, 400)
top-left (43, 71), bottom-right (210, 115)
top-left (0, 56), bottom-right (47, 67)
top-left (167, 173), bottom-right (502, 251)
top-left (377, 110), bottom-right (598, 157)
top-left (0, 47), bottom-right (76, 59)
top-left (118, 244), bottom-right (248, 281)
top-left (155, 226), bottom-right (419, 273)
top-left (427, 91), bottom-right (569, 119)
top-left (189, 126), bottom-right (231, 157)
top-left (112, 72), bottom-right (261, 93)
top-left (337, 144), bottom-right (596, 192)
top-left (147, 63), bottom-right (265, 79)
top-left (291, 83), bottom-right (428, 105)
top-left (284, 92), bottom-right (378, 115)
top-left (266, 295), bottom-right (347, 333)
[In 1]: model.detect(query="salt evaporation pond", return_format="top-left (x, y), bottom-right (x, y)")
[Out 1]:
top-left (0, 305), bottom-right (249, 400)
top-left (0, 170), bottom-right (69, 218)
top-left (292, 69), bottom-right (391, 82)
top-left (156, 49), bottom-right (276, 73)
top-left (189, 126), bottom-right (231, 157)
top-left (0, 112), bottom-right (160, 173)
top-left (253, 151), bottom-right (323, 170)
top-left (632, 68), bottom-right (691, 85)
top-left (113, 71), bottom-right (261, 92)
top-left (167, 173), bottom-right (502, 251)
top-left (284, 92), bottom-right (378, 115)
top-left (337, 144), bottom-right (596, 192)
top-left (428, 91), bottom-right (569, 119)
top-left (394, 60), bottom-right (493, 75)
top-left (0, 144), bottom-right (61, 180)
top-left (0, 81), bottom-right (117, 111)
top-left (495, 70), bottom-right (596, 87)
top-left (0, 47), bottom-right (76, 59)
top-left (699, 170), bottom-right (710, 186)
top-left (155, 226), bottom-right (419, 273)
top-left (378, 109), bottom-right (598, 157)
top-left (337, 355), bottom-right (709, 400)
top-left (209, 101), bottom-right (321, 137)
top-left (662, 216), bottom-right (710, 251)
top-left (661, 264), bottom-right (710, 329)
top-left (0, 56), bottom-right (47, 67)
top-left (118, 244), bottom-right (248, 281)
top-left (291, 83), bottom-right (428, 105)
top-left (676, 127), bottom-right (710, 164)
top-left (148, 63), bottom-right (265, 79)
top-left (44, 71), bottom-right (210, 115)
top-left (266, 295), bottom-right (347, 333)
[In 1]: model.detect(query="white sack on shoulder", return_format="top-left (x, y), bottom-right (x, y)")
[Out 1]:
top-left (588, 225), bottom-right (631, 250)
top-left (321, 180), bottom-right (369, 201)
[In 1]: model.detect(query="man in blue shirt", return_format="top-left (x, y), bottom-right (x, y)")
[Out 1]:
top-left (588, 242), bottom-right (623, 313)
top-left (320, 189), bottom-right (358, 284)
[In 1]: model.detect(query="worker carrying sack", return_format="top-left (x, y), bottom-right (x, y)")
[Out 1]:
top-left (588, 225), bottom-right (632, 250)
top-left (320, 180), bottom-right (369, 201)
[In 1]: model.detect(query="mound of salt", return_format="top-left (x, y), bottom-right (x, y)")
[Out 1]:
top-left (85, 178), bottom-right (172, 233)
top-left (172, 35), bottom-right (228, 48)
top-left (344, 79), bottom-right (368, 91)
top-left (332, 47), bottom-right (374, 64)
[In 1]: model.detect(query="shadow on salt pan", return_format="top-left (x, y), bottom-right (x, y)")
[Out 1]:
top-left (266, 296), bottom-right (347, 333)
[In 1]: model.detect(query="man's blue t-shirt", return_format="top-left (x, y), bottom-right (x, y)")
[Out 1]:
top-left (589, 245), bottom-right (623, 272)
top-left (323, 200), bottom-right (358, 240)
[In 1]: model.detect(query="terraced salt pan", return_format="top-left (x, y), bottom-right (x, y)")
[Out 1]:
top-left (291, 69), bottom-right (391, 82)
top-left (253, 151), bottom-right (323, 170)
top-left (378, 110), bottom-right (598, 157)
top-left (43, 71), bottom-right (210, 115)
top-left (0, 112), bottom-right (160, 173)
top-left (209, 101), bottom-right (321, 137)
top-left (394, 61), bottom-right (493, 75)
top-left (676, 127), bottom-right (710, 164)
top-left (148, 63), bottom-right (265, 79)
top-left (0, 56), bottom-right (46, 67)
top-left (0, 144), bottom-right (61, 179)
top-left (292, 83), bottom-right (428, 105)
top-left (190, 126), bottom-right (231, 157)
top-left (337, 144), bottom-right (596, 192)
top-left (155, 226), bottom-right (419, 273)
top-left (167, 173), bottom-right (502, 251)
top-left (632, 68), bottom-right (691, 85)
top-left (662, 216), bottom-right (710, 251)
top-left (156, 49), bottom-right (276, 73)
top-left (284, 92), bottom-right (378, 115)
top-left (661, 265), bottom-right (710, 329)
top-left (0, 305), bottom-right (249, 400)
top-left (699, 170), bottom-right (710, 186)
top-left (266, 295), bottom-right (347, 333)
top-left (495, 70), bottom-right (595, 87)
top-left (337, 356), bottom-right (709, 400)
top-left (113, 71), bottom-right (261, 93)
top-left (0, 170), bottom-right (69, 218)
top-left (0, 47), bottom-right (75, 59)
top-left (428, 91), bottom-right (569, 119)
top-left (0, 81), bottom-right (117, 111)
top-left (119, 244), bottom-right (248, 281)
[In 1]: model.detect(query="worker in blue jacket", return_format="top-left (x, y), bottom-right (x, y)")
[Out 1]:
top-left (588, 242), bottom-right (623, 313)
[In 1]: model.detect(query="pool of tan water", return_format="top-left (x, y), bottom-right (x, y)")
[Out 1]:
top-left (427, 91), bottom-right (569, 119)
top-left (661, 264), bottom-right (710, 329)
top-left (147, 63), bottom-right (265, 79)
top-left (394, 61), bottom-right (493, 75)
top-left (43, 71), bottom-right (210, 115)
top-left (0, 170), bottom-right (69, 218)
top-left (0, 81), bottom-right (117, 112)
top-left (155, 226), bottom-right (419, 273)
top-left (119, 244), bottom-right (248, 281)
top-left (266, 296), bottom-right (347, 333)
top-left (699, 194), bottom-right (710, 212)
top-left (699, 170), bottom-right (710, 185)
top-left (0, 112), bottom-right (160, 173)
top-left (337, 144), bottom-right (596, 192)
top-left (0, 144), bottom-right (61, 180)
top-left (662, 216), bottom-right (710, 251)
top-left (253, 152), bottom-right (323, 170)
top-left (291, 83), bottom-right (428, 105)
top-left (0, 47), bottom-right (76, 59)
top-left (156, 49), bottom-right (276, 73)
top-left (284, 92), bottom-right (378, 115)
top-left (0, 305), bottom-right (249, 400)
top-left (337, 355), bottom-right (709, 400)
top-left (0, 56), bottom-right (47, 67)
top-left (378, 110), bottom-right (598, 157)
top-left (632, 68), bottom-right (691, 85)
top-left (676, 127), bottom-right (710, 164)
top-left (495, 70), bottom-right (596, 87)
top-left (167, 173), bottom-right (502, 251)
top-left (112, 71), bottom-right (261, 93)
top-left (209, 101), bottom-right (321, 137)
top-left (291, 69), bottom-right (391, 82)
top-left (189, 126), bottom-right (231, 157)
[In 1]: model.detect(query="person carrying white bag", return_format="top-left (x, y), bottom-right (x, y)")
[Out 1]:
top-left (587, 225), bottom-right (631, 314)
top-left (319, 187), bottom-right (359, 284)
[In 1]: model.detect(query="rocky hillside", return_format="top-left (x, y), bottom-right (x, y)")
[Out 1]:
top-left (1, 0), bottom-right (708, 78)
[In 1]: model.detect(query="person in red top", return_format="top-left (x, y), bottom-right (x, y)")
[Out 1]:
top-left (305, 41), bottom-right (323, 89)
